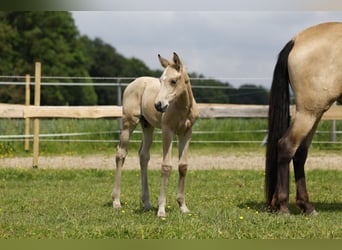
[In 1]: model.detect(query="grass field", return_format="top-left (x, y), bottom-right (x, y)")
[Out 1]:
top-left (0, 168), bottom-right (341, 239)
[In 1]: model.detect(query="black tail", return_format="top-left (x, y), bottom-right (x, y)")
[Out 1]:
top-left (265, 40), bottom-right (295, 208)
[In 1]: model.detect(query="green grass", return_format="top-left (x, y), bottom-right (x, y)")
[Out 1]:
top-left (1, 117), bottom-right (342, 239)
top-left (0, 168), bottom-right (341, 239)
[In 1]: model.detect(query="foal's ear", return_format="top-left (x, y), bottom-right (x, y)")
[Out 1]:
top-left (173, 52), bottom-right (182, 71)
top-left (158, 54), bottom-right (169, 68)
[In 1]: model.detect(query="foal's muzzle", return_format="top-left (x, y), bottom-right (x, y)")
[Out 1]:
top-left (155, 101), bottom-right (168, 113)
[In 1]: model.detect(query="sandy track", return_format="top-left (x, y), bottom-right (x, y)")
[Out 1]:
top-left (0, 152), bottom-right (341, 170)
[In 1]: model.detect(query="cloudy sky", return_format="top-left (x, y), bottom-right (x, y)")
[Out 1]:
top-left (72, 10), bottom-right (341, 88)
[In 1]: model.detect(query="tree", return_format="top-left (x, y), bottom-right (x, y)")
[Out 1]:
top-left (190, 73), bottom-right (232, 103)
top-left (228, 84), bottom-right (269, 104)
top-left (0, 11), bottom-right (97, 105)
top-left (79, 36), bottom-right (125, 105)
top-left (80, 36), bottom-right (158, 105)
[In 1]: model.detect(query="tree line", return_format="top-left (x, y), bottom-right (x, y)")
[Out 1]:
top-left (0, 11), bottom-right (269, 106)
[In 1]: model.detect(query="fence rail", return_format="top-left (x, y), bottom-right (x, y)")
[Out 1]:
top-left (1, 103), bottom-right (342, 120)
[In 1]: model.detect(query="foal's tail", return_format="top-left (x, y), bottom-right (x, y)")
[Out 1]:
top-left (265, 40), bottom-right (295, 208)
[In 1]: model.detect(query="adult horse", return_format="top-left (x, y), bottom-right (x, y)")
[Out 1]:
top-left (266, 22), bottom-right (342, 215)
top-left (112, 52), bottom-right (199, 217)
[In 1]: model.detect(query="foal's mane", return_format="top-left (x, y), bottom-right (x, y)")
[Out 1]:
top-left (178, 63), bottom-right (194, 106)
top-left (178, 62), bottom-right (197, 124)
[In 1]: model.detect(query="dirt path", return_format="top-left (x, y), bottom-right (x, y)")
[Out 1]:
top-left (0, 152), bottom-right (341, 170)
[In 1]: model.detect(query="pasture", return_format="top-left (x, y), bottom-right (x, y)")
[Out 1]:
top-left (1, 118), bottom-right (342, 239)
top-left (0, 168), bottom-right (341, 239)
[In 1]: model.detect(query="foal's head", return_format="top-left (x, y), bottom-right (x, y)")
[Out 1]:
top-left (154, 52), bottom-right (190, 113)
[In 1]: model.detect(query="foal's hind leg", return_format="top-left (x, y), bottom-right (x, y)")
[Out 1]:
top-left (112, 116), bottom-right (138, 208)
top-left (139, 122), bottom-right (154, 210)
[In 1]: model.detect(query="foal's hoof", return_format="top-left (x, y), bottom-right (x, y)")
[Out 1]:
top-left (157, 209), bottom-right (166, 218)
top-left (158, 212), bottom-right (166, 217)
top-left (113, 201), bottom-right (122, 209)
top-left (180, 206), bottom-right (190, 214)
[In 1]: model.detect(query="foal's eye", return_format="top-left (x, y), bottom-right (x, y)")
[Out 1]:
top-left (170, 79), bottom-right (177, 85)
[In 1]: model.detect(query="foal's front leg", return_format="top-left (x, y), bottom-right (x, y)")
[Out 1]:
top-left (177, 130), bottom-right (192, 214)
top-left (158, 129), bottom-right (173, 217)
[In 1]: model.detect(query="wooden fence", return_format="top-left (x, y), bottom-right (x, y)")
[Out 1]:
top-left (2, 103), bottom-right (342, 120)
top-left (1, 62), bottom-right (342, 167)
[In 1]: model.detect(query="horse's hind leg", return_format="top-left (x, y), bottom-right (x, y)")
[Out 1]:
top-left (293, 121), bottom-right (320, 215)
top-left (139, 120), bottom-right (154, 210)
top-left (112, 115), bottom-right (138, 208)
top-left (274, 112), bottom-right (319, 214)
top-left (176, 130), bottom-right (192, 214)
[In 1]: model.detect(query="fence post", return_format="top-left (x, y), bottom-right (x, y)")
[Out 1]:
top-left (24, 74), bottom-right (31, 151)
top-left (32, 63), bottom-right (41, 168)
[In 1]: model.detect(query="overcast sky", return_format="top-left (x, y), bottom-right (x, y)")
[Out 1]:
top-left (72, 11), bottom-right (342, 88)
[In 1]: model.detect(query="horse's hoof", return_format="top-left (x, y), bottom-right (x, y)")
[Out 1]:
top-left (306, 209), bottom-right (319, 216)
top-left (278, 211), bottom-right (290, 216)
top-left (265, 205), bottom-right (276, 213)
top-left (278, 207), bottom-right (290, 216)
top-left (143, 204), bottom-right (152, 211)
